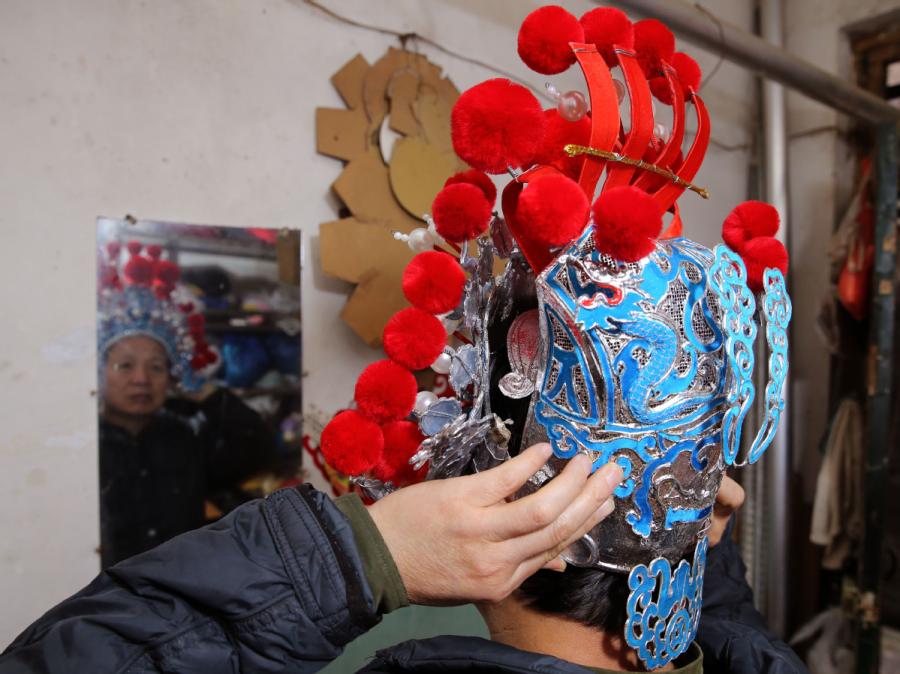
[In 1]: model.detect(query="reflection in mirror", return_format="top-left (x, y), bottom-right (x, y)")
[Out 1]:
top-left (96, 218), bottom-right (302, 568)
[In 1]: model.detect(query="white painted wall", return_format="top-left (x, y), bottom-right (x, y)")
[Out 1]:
top-left (0, 0), bottom-right (756, 645)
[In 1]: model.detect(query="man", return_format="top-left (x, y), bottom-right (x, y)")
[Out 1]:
top-left (0, 445), bottom-right (802, 672)
top-left (98, 243), bottom-right (276, 566)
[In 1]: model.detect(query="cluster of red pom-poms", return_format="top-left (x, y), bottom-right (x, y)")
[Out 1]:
top-left (115, 241), bottom-right (183, 300)
top-left (321, 198), bottom-right (474, 483)
top-left (321, 349), bottom-right (432, 482)
top-left (101, 241), bottom-right (217, 371)
top-left (722, 201), bottom-right (789, 293)
top-left (451, 78), bottom-right (546, 174)
top-left (592, 186), bottom-right (663, 262)
top-left (321, 307), bottom-right (445, 481)
top-left (518, 6), bottom-right (637, 72)
top-left (517, 173), bottom-right (590, 248)
top-left (185, 312), bottom-right (218, 370)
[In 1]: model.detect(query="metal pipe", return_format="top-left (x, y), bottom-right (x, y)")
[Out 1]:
top-left (760, 0), bottom-right (790, 640)
top-left (611, 0), bottom-right (900, 125)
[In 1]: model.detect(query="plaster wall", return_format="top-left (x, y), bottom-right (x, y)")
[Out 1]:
top-left (0, 0), bottom-right (756, 646)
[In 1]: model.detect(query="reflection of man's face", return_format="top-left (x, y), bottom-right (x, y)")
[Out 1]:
top-left (103, 336), bottom-right (170, 419)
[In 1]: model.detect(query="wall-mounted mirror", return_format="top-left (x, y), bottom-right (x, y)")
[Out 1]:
top-left (96, 218), bottom-right (302, 568)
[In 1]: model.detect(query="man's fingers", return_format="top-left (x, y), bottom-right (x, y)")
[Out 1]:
top-left (490, 453), bottom-right (592, 537)
top-left (512, 461), bottom-right (622, 560)
top-left (541, 556), bottom-right (567, 573)
top-left (714, 476), bottom-right (745, 515)
top-left (468, 442), bottom-right (553, 505)
top-left (512, 495), bottom-right (616, 586)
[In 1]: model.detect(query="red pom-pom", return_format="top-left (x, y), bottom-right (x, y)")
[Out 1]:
top-left (321, 410), bottom-right (384, 476)
top-left (741, 237), bottom-right (788, 293)
top-left (383, 308), bottom-right (446, 370)
top-left (146, 244), bottom-right (162, 260)
top-left (123, 256), bottom-right (153, 285)
top-left (517, 6), bottom-right (583, 75)
top-left (580, 7), bottom-right (634, 67)
top-left (99, 266), bottom-right (119, 289)
top-left (634, 19), bottom-right (675, 75)
top-left (672, 52), bottom-right (702, 94)
top-left (451, 79), bottom-right (546, 174)
top-left (649, 76), bottom-right (673, 104)
top-left (532, 109), bottom-right (591, 179)
top-left (155, 259), bottom-right (180, 285)
top-left (444, 169), bottom-right (497, 205)
top-left (126, 241), bottom-right (143, 256)
top-left (592, 186), bottom-right (663, 262)
top-left (648, 53), bottom-right (701, 104)
top-left (373, 420), bottom-right (427, 486)
top-left (516, 173), bottom-right (589, 248)
top-left (154, 283), bottom-right (174, 300)
top-left (402, 251), bottom-right (466, 315)
top-left (187, 313), bottom-right (206, 333)
top-left (106, 241), bottom-right (121, 259)
top-left (355, 359), bottom-right (418, 424)
top-left (432, 183), bottom-right (492, 243)
top-left (722, 201), bottom-right (780, 252)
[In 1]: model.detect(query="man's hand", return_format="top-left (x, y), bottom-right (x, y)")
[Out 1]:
top-left (368, 443), bottom-right (623, 606)
top-left (709, 475), bottom-right (745, 547)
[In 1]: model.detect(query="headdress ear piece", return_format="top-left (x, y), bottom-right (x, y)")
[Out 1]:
top-left (710, 246), bottom-right (791, 466)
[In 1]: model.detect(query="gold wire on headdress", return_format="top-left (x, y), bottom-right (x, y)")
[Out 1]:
top-left (563, 144), bottom-right (710, 199)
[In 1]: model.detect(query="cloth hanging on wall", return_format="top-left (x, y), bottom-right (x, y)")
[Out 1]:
top-left (809, 398), bottom-right (864, 570)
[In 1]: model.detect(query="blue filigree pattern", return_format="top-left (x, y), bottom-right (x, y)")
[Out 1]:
top-left (535, 234), bottom-right (729, 539)
top-left (708, 245), bottom-right (757, 465)
top-left (747, 268), bottom-right (792, 463)
top-left (625, 537), bottom-right (708, 669)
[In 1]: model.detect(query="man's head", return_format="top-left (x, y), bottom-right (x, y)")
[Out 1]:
top-left (320, 4), bottom-right (790, 669)
top-left (102, 335), bottom-right (171, 425)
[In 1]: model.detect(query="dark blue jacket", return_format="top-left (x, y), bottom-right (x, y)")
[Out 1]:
top-left (0, 485), bottom-right (807, 673)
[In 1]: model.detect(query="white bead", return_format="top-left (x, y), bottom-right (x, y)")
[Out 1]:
top-left (414, 390), bottom-right (439, 416)
top-left (654, 123), bottom-right (671, 144)
top-left (557, 91), bottom-right (588, 122)
top-left (407, 228), bottom-right (434, 253)
top-left (430, 352), bottom-right (452, 374)
top-left (441, 316), bottom-right (461, 335)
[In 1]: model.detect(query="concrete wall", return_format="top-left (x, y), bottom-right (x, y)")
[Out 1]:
top-left (0, 0), bottom-right (756, 646)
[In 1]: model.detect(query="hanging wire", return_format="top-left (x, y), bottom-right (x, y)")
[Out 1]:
top-left (692, 3), bottom-right (726, 91)
top-left (298, 0), bottom-right (553, 102)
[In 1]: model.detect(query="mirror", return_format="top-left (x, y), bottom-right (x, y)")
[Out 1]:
top-left (96, 218), bottom-right (302, 568)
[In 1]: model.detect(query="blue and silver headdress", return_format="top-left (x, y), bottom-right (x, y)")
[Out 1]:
top-left (97, 241), bottom-right (218, 391)
top-left (320, 5), bottom-right (792, 669)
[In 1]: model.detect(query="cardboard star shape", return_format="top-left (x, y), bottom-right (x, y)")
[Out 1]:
top-left (317, 49), bottom-right (464, 346)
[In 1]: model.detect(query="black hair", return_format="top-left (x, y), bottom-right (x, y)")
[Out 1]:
top-left (486, 281), bottom-right (630, 634)
top-left (518, 567), bottom-right (630, 633)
